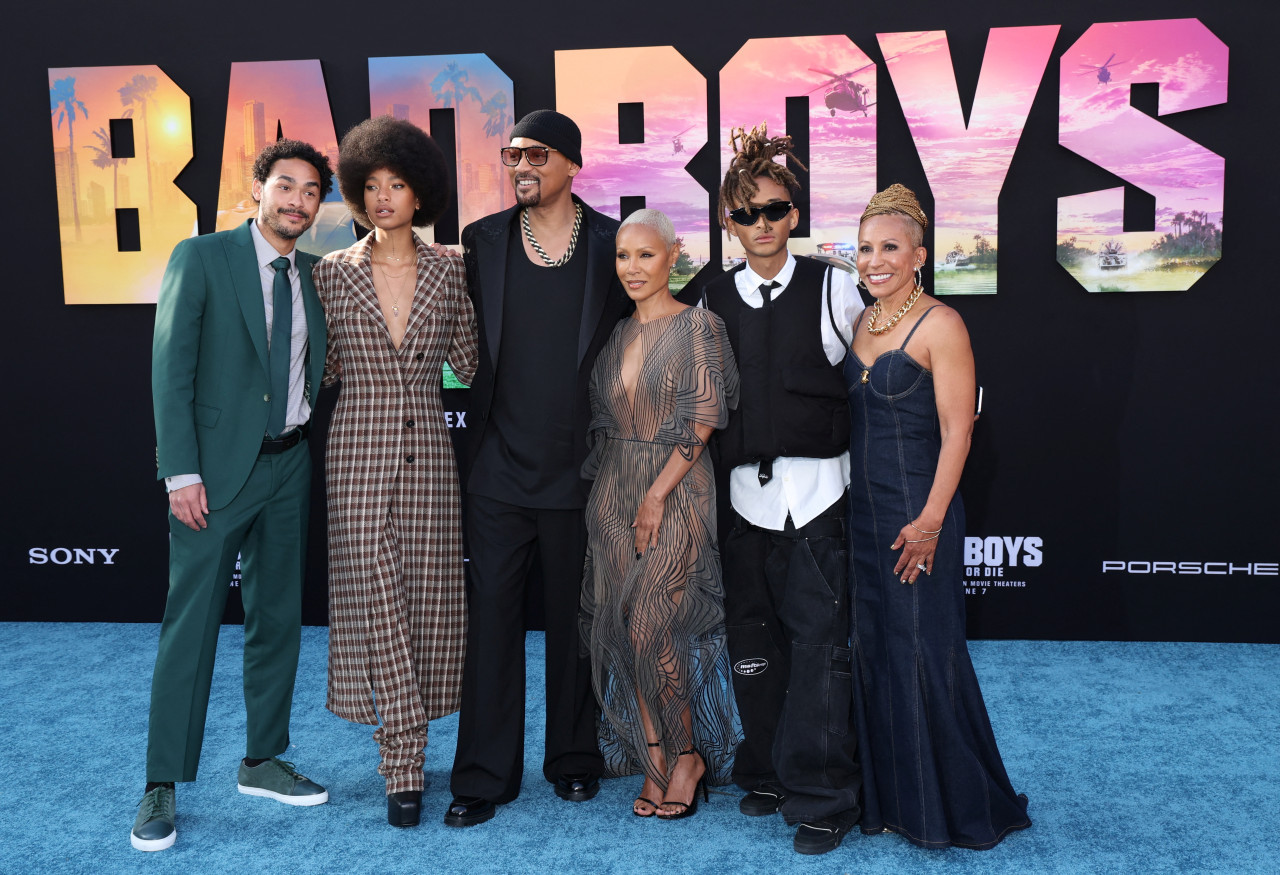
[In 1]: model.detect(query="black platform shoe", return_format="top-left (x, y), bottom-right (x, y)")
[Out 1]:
top-left (387, 790), bottom-right (422, 827)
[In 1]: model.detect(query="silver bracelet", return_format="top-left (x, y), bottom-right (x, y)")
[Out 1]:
top-left (910, 521), bottom-right (941, 535)
top-left (905, 533), bottom-right (939, 543)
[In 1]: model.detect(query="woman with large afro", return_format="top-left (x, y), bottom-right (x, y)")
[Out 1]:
top-left (313, 115), bottom-right (478, 827)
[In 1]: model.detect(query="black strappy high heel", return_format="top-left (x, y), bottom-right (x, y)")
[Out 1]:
top-left (634, 741), bottom-right (663, 817)
top-left (656, 748), bottom-right (708, 820)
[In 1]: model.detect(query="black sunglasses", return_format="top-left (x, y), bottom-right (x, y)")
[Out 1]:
top-left (728, 201), bottom-right (794, 226)
top-left (500, 146), bottom-right (560, 167)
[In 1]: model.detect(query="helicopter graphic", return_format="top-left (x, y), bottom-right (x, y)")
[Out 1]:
top-left (1078, 53), bottom-right (1127, 85)
top-left (806, 63), bottom-right (879, 116)
top-left (671, 126), bottom-right (696, 155)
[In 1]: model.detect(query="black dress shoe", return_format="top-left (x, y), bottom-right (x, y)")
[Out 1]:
top-left (387, 791), bottom-right (421, 827)
top-left (443, 795), bottom-right (495, 827)
top-left (739, 781), bottom-right (788, 816)
top-left (553, 772), bottom-right (600, 802)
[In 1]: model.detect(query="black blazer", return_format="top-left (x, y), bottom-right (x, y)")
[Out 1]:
top-left (460, 195), bottom-right (631, 499)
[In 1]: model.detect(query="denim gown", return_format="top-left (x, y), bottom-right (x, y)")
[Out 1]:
top-left (844, 306), bottom-right (1030, 849)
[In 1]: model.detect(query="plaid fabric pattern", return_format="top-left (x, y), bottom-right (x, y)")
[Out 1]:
top-left (314, 234), bottom-right (479, 734)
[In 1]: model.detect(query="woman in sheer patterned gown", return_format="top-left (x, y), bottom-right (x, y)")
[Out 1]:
top-left (580, 210), bottom-right (741, 819)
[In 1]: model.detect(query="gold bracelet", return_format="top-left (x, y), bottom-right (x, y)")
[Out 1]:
top-left (910, 521), bottom-right (941, 535)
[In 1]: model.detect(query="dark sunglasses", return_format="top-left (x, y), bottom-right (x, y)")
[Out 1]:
top-left (500, 146), bottom-right (560, 167)
top-left (728, 201), bottom-right (794, 226)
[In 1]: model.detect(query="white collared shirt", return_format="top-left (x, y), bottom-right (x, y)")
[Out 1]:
top-left (165, 221), bottom-right (310, 492)
top-left (707, 252), bottom-right (863, 530)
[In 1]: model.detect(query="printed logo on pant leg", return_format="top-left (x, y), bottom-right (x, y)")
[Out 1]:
top-left (733, 658), bottom-right (769, 676)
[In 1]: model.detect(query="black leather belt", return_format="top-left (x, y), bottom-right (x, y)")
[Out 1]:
top-left (260, 423), bottom-right (309, 455)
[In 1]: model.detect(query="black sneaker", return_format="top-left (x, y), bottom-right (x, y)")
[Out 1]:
top-left (739, 781), bottom-right (787, 816)
top-left (794, 816), bottom-right (855, 855)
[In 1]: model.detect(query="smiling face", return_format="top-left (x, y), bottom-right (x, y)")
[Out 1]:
top-left (252, 157), bottom-right (323, 249)
top-left (363, 167), bottom-right (419, 232)
top-left (616, 222), bottom-right (678, 305)
top-left (856, 213), bottom-right (928, 303)
top-left (726, 175), bottom-right (798, 264)
top-left (508, 136), bottom-right (578, 208)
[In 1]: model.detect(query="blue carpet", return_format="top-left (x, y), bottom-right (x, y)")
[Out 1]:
top-left (1, 624), bottom-right (1277, 874)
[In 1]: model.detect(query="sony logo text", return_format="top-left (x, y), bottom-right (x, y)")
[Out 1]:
top-left (29, 548), bottom-right (120, 565)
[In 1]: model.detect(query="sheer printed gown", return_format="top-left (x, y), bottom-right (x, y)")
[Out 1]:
top-left (580, 307), bottom-right (742, 790)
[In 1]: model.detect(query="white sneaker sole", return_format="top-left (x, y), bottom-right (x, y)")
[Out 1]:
top-left (131, 828), bottom-right (176, 851)
top-left (237, 783), bottom-right (329, 806)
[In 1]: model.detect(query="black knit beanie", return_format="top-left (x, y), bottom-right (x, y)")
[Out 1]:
top-left (510, 110), bottom-right (583, 168)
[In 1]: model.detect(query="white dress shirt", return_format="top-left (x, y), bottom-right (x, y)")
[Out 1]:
top-left (705, 252), bottom-right (863, 530)
top-left (165, 221), bottom-right (311, 492)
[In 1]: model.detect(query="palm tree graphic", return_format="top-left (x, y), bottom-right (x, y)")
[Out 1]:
top-left (119, 74), bottom-right (158, 214)
top-left (85, 123), bottom-right (130, 212)
top-left (481, 91), bottom-right (510, 139)
top-left (430, 62), bottom-right (482, 108)
top-left (51, 76), bottom-right (87, 242)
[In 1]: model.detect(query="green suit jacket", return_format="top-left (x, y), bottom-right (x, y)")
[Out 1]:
top-left (153, 220), bottom-right (325, 510)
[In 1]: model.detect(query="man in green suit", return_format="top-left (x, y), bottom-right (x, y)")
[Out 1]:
top-left (131, 140), bottom-right (334, 852)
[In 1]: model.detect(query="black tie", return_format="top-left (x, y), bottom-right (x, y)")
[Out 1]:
top-left (759, 280), bottom-right (778, 307)
top-left (268, 256), bottom-right (291, 438)
top-left (757, 280), bottom-right (779, 487)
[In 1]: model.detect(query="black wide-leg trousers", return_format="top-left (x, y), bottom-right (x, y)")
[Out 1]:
top-left (723, 493), bottom-right (861, 824)
top-left (450, 493), bottom-right (603, 804)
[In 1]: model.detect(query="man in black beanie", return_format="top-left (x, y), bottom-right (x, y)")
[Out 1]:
top-left (444, 110), bottom-right (629, 827)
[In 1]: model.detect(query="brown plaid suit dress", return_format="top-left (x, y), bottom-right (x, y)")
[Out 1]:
top-left (314, 234), bottom-right (478, 792)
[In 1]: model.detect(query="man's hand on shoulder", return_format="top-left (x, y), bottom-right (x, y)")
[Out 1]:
top-left (429, 242), bottom-right (461, 259)
top-left (169, 483), bottom-right (209, 531)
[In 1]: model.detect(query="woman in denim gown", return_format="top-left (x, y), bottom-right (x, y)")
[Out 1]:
top-left (843, 184), bottom-right (1029, 850)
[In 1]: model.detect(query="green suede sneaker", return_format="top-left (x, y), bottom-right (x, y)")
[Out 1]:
top-left (236, 758), bottom-right (328, 806)
top-left (131, 785), bottom-right (176, 851)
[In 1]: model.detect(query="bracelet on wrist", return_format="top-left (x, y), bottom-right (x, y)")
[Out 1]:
top-left (910, 520), bottom-right (942, 535)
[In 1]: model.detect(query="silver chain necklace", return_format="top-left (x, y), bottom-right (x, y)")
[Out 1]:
top-left (522, 203), bottom-right (583, 267)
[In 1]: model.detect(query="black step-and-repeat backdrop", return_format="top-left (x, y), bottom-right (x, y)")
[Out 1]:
top-left (5, 0), bottom-right (1277, 642)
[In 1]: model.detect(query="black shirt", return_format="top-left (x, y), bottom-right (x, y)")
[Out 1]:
top-left (468, 229), bottom-right (588, 508)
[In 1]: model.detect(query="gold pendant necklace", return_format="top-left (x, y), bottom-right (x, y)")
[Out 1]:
top-left (375, 259), bottom-right (413, 317)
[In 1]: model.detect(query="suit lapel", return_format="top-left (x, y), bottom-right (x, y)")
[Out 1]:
top-left (339, 234), bottom-right (383, 329)
top-left (478, 214), bottom-right (513, 370)
top-left (297, 250), bottom-right (326, 394)
top-left (226, 221), bottom-right (269, 377)
top-left (403, 235), bottom-right (449, 347)
top-left (577, 202), bottom-right (612, 368)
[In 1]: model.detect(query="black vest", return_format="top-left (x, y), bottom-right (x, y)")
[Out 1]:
top-left (704, 257), bottom-right (849, 470)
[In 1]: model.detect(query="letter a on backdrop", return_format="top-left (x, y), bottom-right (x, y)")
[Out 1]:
top-left (215, 60), bottom-right (345, 256)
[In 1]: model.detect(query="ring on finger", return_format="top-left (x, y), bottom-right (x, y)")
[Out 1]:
top-left (916, 563), bottom-right (927, 572)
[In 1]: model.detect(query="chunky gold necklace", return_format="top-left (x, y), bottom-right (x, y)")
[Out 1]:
top-left (865, 283), bottom-right (923, 336)
top-left (523, 203), bottom-right (583, 267)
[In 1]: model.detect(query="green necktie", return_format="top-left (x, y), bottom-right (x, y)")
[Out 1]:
top-left (268, 256), bottom-right (292, 438)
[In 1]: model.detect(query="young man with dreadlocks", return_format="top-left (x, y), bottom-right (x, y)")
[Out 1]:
top-left (700, 123), bottom-right (864, 855)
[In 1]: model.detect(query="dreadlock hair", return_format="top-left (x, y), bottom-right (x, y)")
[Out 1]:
top-left (716, 122), bottom-right (808, 230)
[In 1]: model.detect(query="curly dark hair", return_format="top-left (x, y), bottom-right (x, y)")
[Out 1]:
top-left (337, 116), bottom-right (451, 230)
top-left (251, 138), bottom-right (334, 200)
top-left (716, 122), bottom-right (807, 230)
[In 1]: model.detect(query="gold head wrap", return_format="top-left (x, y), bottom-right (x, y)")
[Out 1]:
top-left (860, 183), bottom-right (928, 232)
